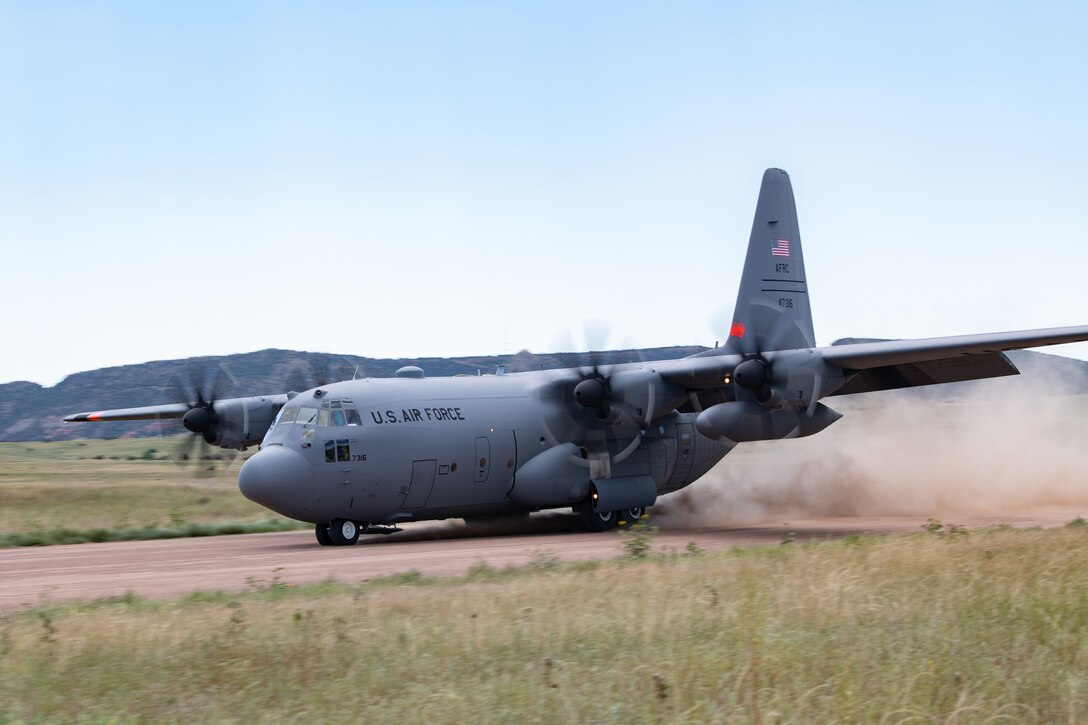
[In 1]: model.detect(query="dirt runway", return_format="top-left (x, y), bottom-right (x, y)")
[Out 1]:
top-left (0, 509), bottom-right (1079, 612)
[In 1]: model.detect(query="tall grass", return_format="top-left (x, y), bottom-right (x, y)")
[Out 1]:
top-left (2, 527), bottom-right (1086, 722)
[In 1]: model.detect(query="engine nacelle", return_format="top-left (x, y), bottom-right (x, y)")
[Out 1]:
top-left (204, 396), bottom-right (282, 450)
top-left (695, 400), bottom-right (841, 443)
top-left (508, 442), bottom-right (592, 508)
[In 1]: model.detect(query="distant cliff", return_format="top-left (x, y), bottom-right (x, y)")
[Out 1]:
top-left (1, 345), bottom-right (1085, 443)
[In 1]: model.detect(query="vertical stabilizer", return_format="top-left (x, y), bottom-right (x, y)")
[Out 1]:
top-left (723, 168), bottom-right (815, 355)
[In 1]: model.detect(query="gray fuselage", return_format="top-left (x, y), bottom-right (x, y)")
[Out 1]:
top-left (237, 368), bottom-right (731, 526)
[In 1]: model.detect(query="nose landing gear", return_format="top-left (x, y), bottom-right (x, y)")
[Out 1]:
top-left (315, 519), bottom-right (361, 546)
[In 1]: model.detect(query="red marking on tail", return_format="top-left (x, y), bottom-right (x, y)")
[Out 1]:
top-left (729, 322), bottom-right (746, 338)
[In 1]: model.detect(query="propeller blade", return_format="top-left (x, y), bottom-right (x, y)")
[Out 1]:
top-left (207, 363), bottom-right (233, 403)
top-left (160, 361), bottom-right (239, 475)
top-left (175, 429), bottom-right (197, 463)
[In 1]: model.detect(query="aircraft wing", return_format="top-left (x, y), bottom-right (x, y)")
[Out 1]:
top-left (820, 324), bottom-right (1088, 395)
top-left (826, 351), bottom-right (1019, 396)
top-left (657, 324), bottom-right (1088, 392)
top-left (64, 403), bottom-right (191, 422)
top-left (64, 393), bottom-right (290, 449)
top-left (820, 326), bottom-right (1088, 370)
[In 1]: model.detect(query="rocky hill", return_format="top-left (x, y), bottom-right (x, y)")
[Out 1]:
top-left (0, 346), bottom-right (703, 442)
top-left (2, 345), bottom-right (1085, 443)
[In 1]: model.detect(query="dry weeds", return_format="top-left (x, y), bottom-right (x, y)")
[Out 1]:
top-left (1, 526), bottom-right (1086, 722)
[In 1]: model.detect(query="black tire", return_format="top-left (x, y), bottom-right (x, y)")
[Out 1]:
top-left (327, 519), bottom-right (360, 546)
top-left (315, 523), bottom-right (333, 546)
top-left (580, 506), bottom-right (618, 533)
top-left (620, 507), bottom-right (645, 528)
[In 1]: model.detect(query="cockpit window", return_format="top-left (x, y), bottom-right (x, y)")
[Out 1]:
top-left (317, 399), bottom-right (361, 427)
top-left (274, 405), bottom-right (319, 427)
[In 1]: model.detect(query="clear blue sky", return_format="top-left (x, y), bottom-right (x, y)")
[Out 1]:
top-left (2, 1), bottom-right (1086, 386)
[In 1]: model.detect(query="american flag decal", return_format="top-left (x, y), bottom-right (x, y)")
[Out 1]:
top-left (771, 239), bottom-right (790, 257)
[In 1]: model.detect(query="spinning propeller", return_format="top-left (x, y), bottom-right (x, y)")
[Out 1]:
top-left (162, 363), bottom-right (237, 475)
top-left (727, 304), bottom-right (816, 409)
top-left (285, 354), bottom-right (358, 395)
top-left (537, 325), bottom-right (668, 477)
top-left (546, 324), bottom-right (649, 427)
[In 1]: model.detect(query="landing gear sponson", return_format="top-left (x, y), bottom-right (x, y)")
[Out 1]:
top-left (315, 505), bottom-right (648, 545)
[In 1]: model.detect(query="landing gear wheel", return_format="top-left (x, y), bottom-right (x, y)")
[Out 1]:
top-left (327, 519), bottom-right (360, 546)
top-left (315, 523), bottom-right (333, 546)
top-left (620, 507), bottom-right (645, 528)
top-left (580, 506), bottom-right (618, 533)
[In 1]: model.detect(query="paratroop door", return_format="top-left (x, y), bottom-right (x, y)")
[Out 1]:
top-left (401, 459), bottom-right (437, 508)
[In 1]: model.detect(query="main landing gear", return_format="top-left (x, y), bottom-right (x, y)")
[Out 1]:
top-left (578, 505), bottom-right (647, 532)
top-left (315, 519), bottom-right (360, 546)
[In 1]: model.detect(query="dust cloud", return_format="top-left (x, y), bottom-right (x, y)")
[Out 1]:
top-left (653, 381), bottom-right (1088, 527)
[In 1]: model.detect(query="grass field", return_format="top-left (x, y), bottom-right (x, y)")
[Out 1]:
top-left (1, 525), bottom-right (1086, 722)
top-left (0, 438), bottom-right (303, 544)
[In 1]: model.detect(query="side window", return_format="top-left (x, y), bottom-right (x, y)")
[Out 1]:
top-left (323, 439), bottom-right (352, 463)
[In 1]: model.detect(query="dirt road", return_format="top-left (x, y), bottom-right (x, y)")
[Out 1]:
top-left (0, 509), bottom-right (1079, 611)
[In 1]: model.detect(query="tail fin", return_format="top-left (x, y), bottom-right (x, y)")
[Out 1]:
top-left (723, 168), bottom-right (815, 355)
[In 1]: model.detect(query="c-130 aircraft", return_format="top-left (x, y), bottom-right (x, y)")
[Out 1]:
top-left (66, 169), bottom-right (1088, 545)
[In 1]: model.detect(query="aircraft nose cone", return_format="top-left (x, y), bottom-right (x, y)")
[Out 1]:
top-left (238, 446), bottom-right (311, 519)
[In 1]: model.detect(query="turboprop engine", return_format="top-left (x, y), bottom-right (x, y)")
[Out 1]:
top-left (183, 396), bottom-right (281, 450)
top-left (695, 350), bottom-right (845, 443)
top-left (694, 400), bottom-right (841, 442)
